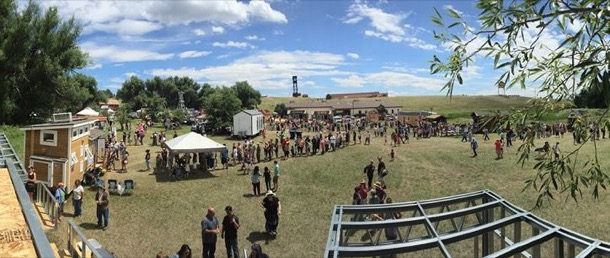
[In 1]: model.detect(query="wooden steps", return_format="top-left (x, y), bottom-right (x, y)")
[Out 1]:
top-left (50, 242), bottom-right (71, 258)
top-left (33, 203), bottom-right (55, 229)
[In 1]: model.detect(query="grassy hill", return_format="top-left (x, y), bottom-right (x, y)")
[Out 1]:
top-left (259, 95), bottom-right (533, 122)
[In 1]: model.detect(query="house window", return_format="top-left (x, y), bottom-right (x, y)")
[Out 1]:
top-left (79, 128), bottom-right (84, 135)
top-left (71, 152), bottom-right (78, 166)
top-left (359, 110), bottom-right (362, 114)
top-left (72, 130), bottom-right (78, 137)
top-left (84, 126), bottom-right (89, 133)
top-left (40, 130), bottom-right (58, 146)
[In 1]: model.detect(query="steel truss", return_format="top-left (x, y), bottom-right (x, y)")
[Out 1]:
top-left (325, 190), bottom-right (610, 257)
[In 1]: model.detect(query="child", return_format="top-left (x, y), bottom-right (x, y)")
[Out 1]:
top-left (390, 149), bottom-right (395, 161)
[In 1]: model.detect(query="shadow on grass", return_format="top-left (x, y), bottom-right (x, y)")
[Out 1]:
top-left (242, 193), bottom-right (264, 198)
top-left (153, 168), bottom-right (221, 183)
top-left (246, 231), bottom-right (276, 245)
top-left (79, 222), bottom-right (100, 230)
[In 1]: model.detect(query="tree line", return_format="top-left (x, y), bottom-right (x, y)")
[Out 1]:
top-left (117, 76), bottom-right (262, 129)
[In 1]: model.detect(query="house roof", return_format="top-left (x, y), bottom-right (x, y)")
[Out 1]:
top-left (21, 118), bottom-right (97, 131)
top-left (239, 109), bottom-right (262, 116)
top-left (99, 98), bottom-right (121, 106)
top-left (398, 111), bottom-right (436, 116)
top-left (286, 100), bottom-right (401, 110)
top-left (329, 91), bottom-right (387, 99)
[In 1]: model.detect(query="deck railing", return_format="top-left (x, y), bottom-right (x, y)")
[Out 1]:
top-left (67, 220), bottom-right (114, 258)
top-left (36, 182), bottom-right (60, 230)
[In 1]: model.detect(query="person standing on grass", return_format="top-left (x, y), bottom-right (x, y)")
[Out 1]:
top-left (55, 183), bottom-right (66, 221)
top-left (363, 161), bottom-right (375, 189)
top-left (494, 139), bottom-right (503, 159)
top-left (251, 166), bottom-right (261, 196)
top-left (390, 149), bottom-right (395, 161)
top-left (553, 142), bottom-right (561, 160)
top-left (377, 157), bottom-right (386, 180)
top-left (273, 160), bottom-right (280, 191)
top-left (471, 138), bottom-right (478, 157)
top-left (145, 149), bottom-right (151, 171)
top-left (201, 207), bottom-right (220, 258)
top-left (95, 185), bottom-right (109, 230)
top-left (71, 180), bottom-right (84, 217)
top-left (221, 206), bottom-right (240, 258)
top-left (263, 166), bottom-right (272, 192)
top-left (261, 190), bottom-right (281, 236)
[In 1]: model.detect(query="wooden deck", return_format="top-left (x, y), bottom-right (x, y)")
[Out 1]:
top-left (0, 168), bottom-right (38, 257)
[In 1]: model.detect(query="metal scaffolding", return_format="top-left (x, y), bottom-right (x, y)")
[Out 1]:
top-left (325, 190), bottom-right (610, 258)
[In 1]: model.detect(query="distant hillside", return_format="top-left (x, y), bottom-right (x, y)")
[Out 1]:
top-left (259, 95), bottom-right (533, 122)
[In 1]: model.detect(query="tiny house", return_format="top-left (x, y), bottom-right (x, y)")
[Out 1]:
top-left (21, 113), bottom-right (97, 191)
top-left (233, 110), bottom-right (264, 137)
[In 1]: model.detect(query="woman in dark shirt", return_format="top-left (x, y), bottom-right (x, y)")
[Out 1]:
top-left (263, 167), bottom-right (272, 192)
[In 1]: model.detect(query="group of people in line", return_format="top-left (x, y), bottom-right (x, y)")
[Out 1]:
top-left (156, 191), bottom-right (279, 258)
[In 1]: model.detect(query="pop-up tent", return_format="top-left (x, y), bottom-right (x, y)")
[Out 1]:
top-left (76, 107), bottom-right (100, 117)
top-left (163, 132), bottom-right (225, 154)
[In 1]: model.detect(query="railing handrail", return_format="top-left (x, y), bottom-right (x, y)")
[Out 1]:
top-left (67, 219), bottom-right (106, 258)
top-left (4, 158), bottom-right (56, 258)
top-left (40, 181), bottom-right (59, 204)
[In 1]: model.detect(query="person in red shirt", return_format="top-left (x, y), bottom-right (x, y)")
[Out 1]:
top-left (358, 180), bottom-right (368, 204)
top-left (494, 139), bottom-right (503, 159)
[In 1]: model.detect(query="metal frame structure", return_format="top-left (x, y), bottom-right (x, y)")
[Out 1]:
top-left (0, 133), bottom-right (55, 257)
top-left (325, 190), bottom-right (610, 257)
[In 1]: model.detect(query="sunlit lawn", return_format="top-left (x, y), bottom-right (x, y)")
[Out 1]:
top-left (10, 122), bottom-right (610, 257)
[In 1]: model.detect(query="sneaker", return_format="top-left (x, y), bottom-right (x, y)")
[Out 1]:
top-left (102, 227), bottom-right (107, 231)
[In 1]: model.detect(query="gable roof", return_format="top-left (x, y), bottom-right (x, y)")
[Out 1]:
top-left (240, 109), bottom-right (262, 116)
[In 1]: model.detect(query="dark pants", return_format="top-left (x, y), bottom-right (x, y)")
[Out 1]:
top-left (252, 182), bottom-right (261, 195)
top-left (264, 179), bottom-right (271, 191)
top-left (202, 242), bottom-right (216, 258)
top-left (367, 175), bottom-right (373, 189)
top-left (264, 213), bottom-right (279, 233)
top-left (225, 238), bottom-right (239, 258)
top-left (96, 206), bottom-right (109, 227)
top-left (73, 199), bottom-right (82, 216)
top-left (472, 148), bottom-right (477, 157)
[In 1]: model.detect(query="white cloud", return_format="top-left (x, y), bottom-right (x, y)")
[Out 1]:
top-left (212, 26), bottom-right (225, 33)
top-left (272, 30), bottom-right (284, 35)
top-left (332, 74), bottom-right (365, 88)
top-left (346, 53), bottom-right (360, 59)
top-left (40, 0), bottom-right (286, 38)
top-left (86, 63), bottom-right (103, 70)
top-left (81, 42), bottom-right (174, 62)
top-left (148, 50), bottom-right (348, 90)
top-left (345, 2), bottom-right (437, 50)
top-left (124, 72), bottom-right (138, 77)
top-left (84, 19), bottom-right (162, 36)
top-left (178, 50), bottom-right (212, 59)
top-left (245, 35), bottom-right (266, 41)
top-left (193, 29), bottom-right (206, 36)
top-left (212, 41), bottom-right (254, 49)
top-left (332, 71), bottom-right (445, 90)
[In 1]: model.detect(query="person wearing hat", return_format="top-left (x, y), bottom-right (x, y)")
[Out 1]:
top-left (261, 190), bottom-right (281, 236)
top-left (358, 180), bottom-right (368, 204)
top-left (95, 184), bottom-right (110, 230)
top-left (54, 182), bottom-right (66, 221)
top-left (221, 206), bottom-right (240, 258)
top-left (145, 149), bottom-right (151, 171)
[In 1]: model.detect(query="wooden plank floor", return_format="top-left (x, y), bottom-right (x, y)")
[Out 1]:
top-left (0, 168), bottom-right (38, 257)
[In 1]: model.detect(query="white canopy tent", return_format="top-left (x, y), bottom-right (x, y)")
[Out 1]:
top-left (163, 132), bottom-right (225, 154)
top-left (76, 107), bottom-right (99, 117)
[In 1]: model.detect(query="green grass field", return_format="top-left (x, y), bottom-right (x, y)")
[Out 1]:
top-left (2, 96), bottom-right (610, 257)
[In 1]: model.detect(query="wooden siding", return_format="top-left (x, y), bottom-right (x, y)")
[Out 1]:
top-left (24, 129), bottom-right (70, 165)
top-left (69, 137), bottom-right (89, 189)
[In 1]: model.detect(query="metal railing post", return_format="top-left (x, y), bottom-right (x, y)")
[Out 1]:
top-left (532, 227), bottom-right (540, 258)
top-left (555, 238), bottom-right (564, 258)
top-left (513, 221), bottom-right (521, 258)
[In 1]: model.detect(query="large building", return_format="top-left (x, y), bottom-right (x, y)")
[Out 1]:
top-left (285, 100), bottom-right (401, 119)
top-left (327, 91), bottom-right (388, 99)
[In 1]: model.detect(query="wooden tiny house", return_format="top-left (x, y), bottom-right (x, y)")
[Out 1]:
top-left (21, 113), bottom-right (97, 191)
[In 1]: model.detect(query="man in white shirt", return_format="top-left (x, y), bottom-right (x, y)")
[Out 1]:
top-left (72, 179), bottom-right (84, 217)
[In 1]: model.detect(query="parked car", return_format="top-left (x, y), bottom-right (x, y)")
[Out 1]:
top-left (191, 122), bottom-right (207, 134)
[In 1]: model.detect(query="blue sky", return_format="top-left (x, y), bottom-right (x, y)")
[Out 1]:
top-left (37, 0), bottom-right (543, 98)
